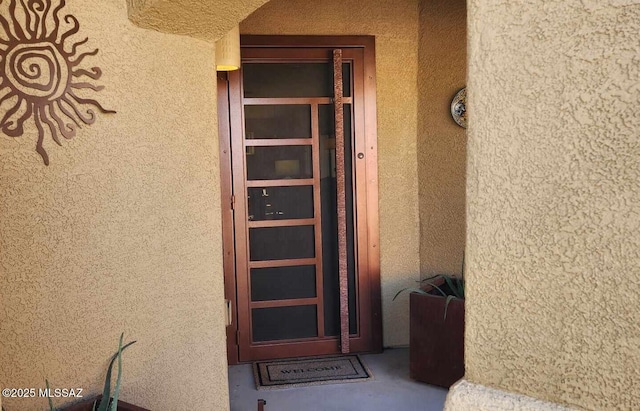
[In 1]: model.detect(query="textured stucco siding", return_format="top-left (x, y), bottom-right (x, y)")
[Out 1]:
top-left (0, 1), bottom-right (229, 410)
top-left (465, 0), bottom-right (640, 410)
top-left (241, 0), bottom-right (421, 347)
top-left (7, 0), bottom-right (637, 410)
top-left (417, 0), bottom-right (467, 279)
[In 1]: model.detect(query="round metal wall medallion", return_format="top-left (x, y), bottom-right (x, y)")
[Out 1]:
top-left (451, 87), bottom-right (467, 129)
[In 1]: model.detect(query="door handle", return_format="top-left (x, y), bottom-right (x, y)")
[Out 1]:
top-left (225, 299), bottom-right (232, 326)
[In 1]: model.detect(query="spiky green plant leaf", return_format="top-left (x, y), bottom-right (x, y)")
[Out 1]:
top-left (392, 287), bottom-right (428, 301)
top-left (456, 278), bottom-right (465, 299)
top-left (443, 276), bottom-right (463, 299)
top-left (443, 295), bottom-right (458, 320)
top-left (421, 281), bottom-right (448, 297)
top-left (45, 379), bottom-right (55, 411)
top-left (110, 334), bottom-right (124, 411)
top-left (97, 334), bottom-right (136, 411)
top-left (420, 274), bottom-right (444, 285)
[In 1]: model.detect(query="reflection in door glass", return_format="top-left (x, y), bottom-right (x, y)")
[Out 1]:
top-left (249, 226), bottom-right (315, 261)
top-left (248, 186), bottom-right (314, 221)
top-left (245, 105), bottom-right (311, 139)
top-left (243, 63), bottom-right (351, 98)
top-left (251, 265), bottom-right (317, 301)
top-left (246, 146), bottom-right (313, 180)
top-left (252, 305), bottom-right (318, 342)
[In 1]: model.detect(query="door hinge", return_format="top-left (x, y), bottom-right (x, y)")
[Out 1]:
top-left (236, 329), bottom-right (241, 343)
top-left (225, 299), bottom-right (233, 326)
top-left (230, 195), bottom-right (236, 210)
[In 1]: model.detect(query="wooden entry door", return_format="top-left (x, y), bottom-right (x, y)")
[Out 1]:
top-left (220, 36), bottom-right (380, 363)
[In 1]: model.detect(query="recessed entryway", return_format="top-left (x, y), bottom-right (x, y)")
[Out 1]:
top-left (219, 36), bottom-right (382, 364)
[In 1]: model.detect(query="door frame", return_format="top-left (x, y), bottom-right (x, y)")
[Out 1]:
top-left (219, 35), bottom-right (381, 364)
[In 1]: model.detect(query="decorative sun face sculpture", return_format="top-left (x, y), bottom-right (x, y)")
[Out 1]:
top-left (0, 0), bottom-right (115, 165)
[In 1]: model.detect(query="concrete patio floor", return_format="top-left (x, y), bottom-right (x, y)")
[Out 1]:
top-left (228, 348), bottom-right (448, 411)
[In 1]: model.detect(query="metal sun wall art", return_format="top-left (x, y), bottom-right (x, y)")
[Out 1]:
top-left (451, 87), bottom-right (467, 129)
top-left (0, 0), bottom-right (115, 165)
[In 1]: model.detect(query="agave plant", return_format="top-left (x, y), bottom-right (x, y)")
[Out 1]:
top-left (47, 333), bottom-right (136, 411)
top-left (393, 273), bottom-right (465, 320)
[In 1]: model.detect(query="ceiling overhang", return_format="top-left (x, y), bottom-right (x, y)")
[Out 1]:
top-left (127, 0), bottom-right (271, 41)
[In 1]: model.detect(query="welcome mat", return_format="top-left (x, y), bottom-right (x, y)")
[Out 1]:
top-left (253, 355), bottom-right (373, 389)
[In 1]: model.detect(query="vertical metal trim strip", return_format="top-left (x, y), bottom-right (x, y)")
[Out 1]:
top-left (333, 49), bottom-right (350, 354)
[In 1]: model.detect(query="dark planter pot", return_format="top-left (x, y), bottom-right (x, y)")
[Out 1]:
top-left (61, 395), bottom-right (149, 411)
top-left (409, 291), bottom-right (464, 387)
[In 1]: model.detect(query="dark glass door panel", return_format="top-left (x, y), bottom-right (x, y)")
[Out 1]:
top-left (243, 63), bottom-right (351, 98)
top-left (246, 146), bottom-right (313, 180)
top-left (252, 305), bottom-right (318, 342)
top-left (251, 265), bottom-right (317, 301)
top-left (249, 226), bottom-right (315, 261)
top-left (245, 105), bottom-right (311, 139)
top-left (319, 103), bottom-right (358, 336)
top-left (342, 63), bottom-right (352, 98)
top-left (248, 186), bottom-right (314, 221)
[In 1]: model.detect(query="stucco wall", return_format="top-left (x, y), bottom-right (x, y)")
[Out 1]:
top-left (445, 380), bottom-right (580, 411)
top-left (465, 0), bottom-right (640, 409)
top-left (127, 0), bottom-right (270, 41)
top-left (0, 1), bottom-right (229, 410)
top-left (417, 0), bottom-right (467, 278)
top-left (241, 0), bottom-right (421, 347)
